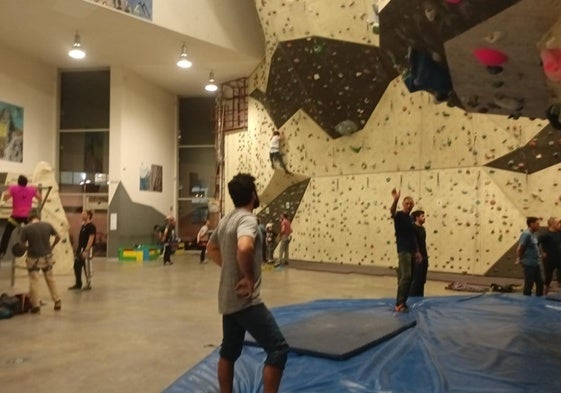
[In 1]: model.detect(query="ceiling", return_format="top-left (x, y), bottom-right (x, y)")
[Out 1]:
top-left (0, 0), bottom-right (265, 97)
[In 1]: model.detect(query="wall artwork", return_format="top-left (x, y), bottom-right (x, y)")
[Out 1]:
top-left (140, 163), bottom-right (162, 192)
top-left (0, 100), bottom-right (23, 163)
top-left (87, 0), bottom-right (152, 21)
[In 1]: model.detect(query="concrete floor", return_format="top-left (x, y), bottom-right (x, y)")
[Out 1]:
top-left (0, 252), bottom-right (455, 393)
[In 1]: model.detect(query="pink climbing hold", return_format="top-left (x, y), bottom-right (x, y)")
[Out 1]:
top-left (541, 48), bottom-right (561, 83)
top-left (473, 48), bottom-right (508, 66)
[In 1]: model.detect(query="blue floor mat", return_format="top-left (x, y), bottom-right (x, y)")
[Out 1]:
top-left (546, 292), bottom-right (561, 302)
top-left (244, 307), bottom-right (416, 360)
top-left (164, 295), bottom-right (561, 393)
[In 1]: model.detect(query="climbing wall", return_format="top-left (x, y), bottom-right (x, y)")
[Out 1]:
top-left (446, 0), bottom-right (561, 118)
top-left (2, 162), bottom-right (74, 277)
top-left (222, 0), bottom-right (561, 277)
top-left (31, 162), bottom-right (74, 274)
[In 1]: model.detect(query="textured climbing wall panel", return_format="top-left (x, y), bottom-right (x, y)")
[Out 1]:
top-left (486, 125), bottom-right (561, 174)
top-left (216, 0), bottom-right (561, 277)
top-left (539, 19), bottom-right (561, 105)
top-left (470, 114), bottom-right (545, 163)
top-left (256, 0), bottom-right (379, 46)
top-left (256, 179), bottom-right (310, 233)
top-left (2, 163), bottom-right (74, 274)
top-left (286, 167), bottom-right (526, 275)
top-left (478, 168), bottom-right (527, 275)
top-left (379, 0), bottom-right (519, 71)
top-left (251, 36), bottom-right (397, 138)
top-left (446, 0), bottom-right (561, 119)
top-left (31, 163), bottom-right (74, 274)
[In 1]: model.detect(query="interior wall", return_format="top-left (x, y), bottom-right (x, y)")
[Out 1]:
top-left (0, 41), bottom-right (57, 173)
top-left (108, 66), bottom-right (177, 256)
top-left (153, 0), bottom-right (264, 58)
top-left (222, 0), bottom-right (559, 277)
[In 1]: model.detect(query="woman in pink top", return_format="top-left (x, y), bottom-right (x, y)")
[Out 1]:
top-left (0, 175), bottom-right (41, 258)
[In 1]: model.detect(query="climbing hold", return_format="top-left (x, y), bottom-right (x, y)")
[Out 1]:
top-left (541, 48), bottom-right (561, 83)
top-left (494, 94), bottom-right (523, 112)
top-left (486, 66), bottom-right (503, 75)
top-left (334, 119), bottom-right (359, 136)
top-left (546, 104), bottom-right (561, 130)
top-left (473, 48), bottom-right (508, 67)
top-left (484, 31), bottom-right (505, 44)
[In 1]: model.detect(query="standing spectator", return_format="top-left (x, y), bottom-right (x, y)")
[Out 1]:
top-left (269, 131), bottom-right (291, 174)
top-left (197, 219), bottom-right (211, 264)
top-left (206, 173), bottom-right (288, 393)
top-left (278, 213), bottom-right (292, 265)
top-left (161, 216), bottom-right (176, 266)
top-left (19, 210), bottom-right (61, 313)
top-left (517, 217), bottom-right (543, 297)
top-left (538, 217), bottom-right (561, 295)
top-left (69, 210), bottom-right (96, 291)
top-left (409, 210), bottom-right (428, 297)
top-left (0, 175), bottom-right (41, 260)
top-left (390, 188), bottom-right (421, 312)
top-left (265, 223), bottom-right (277, 264)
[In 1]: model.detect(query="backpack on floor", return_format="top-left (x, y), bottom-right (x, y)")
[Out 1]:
top-left (0, 293), bottom-right (32, 315)
top-left (0, 306), bottom-right (13, 319)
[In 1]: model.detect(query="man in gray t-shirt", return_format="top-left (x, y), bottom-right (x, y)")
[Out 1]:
top-left (19, 210), bottom-right (62, 313)
top-left (207, 173), bottom-right (288, 393)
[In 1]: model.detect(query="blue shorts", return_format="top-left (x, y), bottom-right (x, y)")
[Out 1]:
top-left (220, 303), bottom-right (289, 369)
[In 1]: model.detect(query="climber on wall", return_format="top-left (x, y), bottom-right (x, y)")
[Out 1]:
top-left (269, 131), bottom-right (291, 175)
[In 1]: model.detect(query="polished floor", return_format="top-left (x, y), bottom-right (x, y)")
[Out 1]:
top-left (0, 252), bottom-right (454, 393)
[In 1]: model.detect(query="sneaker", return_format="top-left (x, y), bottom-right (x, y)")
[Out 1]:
top-left (30, 306), bottom-right (41, 314)
top-left (68, 285), bottom-right (82, 291)
top-left (54, 300), bottom-right (61, 311)
top-left (394, 304), bottom-right (409, 313)
top-left (82, 285), bottom-right (92, 291)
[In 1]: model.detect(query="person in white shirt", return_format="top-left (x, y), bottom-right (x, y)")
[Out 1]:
top-left (269, 131), bottom-right (291, 174)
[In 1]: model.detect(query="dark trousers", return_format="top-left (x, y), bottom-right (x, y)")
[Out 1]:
top-left (73, 255), bottom-right (85, 288)
top-left (396, 251), bottom-right (414, 306)
top-left (163, 243), bottom-right (172, 263)
top-left (220, 304), bottom-right (289, 369)
top-left (409, 259), bottom-right (428, 297)
top-left (269, 152), bottom-right (289, 173)
top-left (522, 265), bottom-right (544, 296)
top-left (543, 258), bottom-right (561, 287)
top-left (0, 216), bottom-right (28, 255)
top-left (199, 245), bottom-right (206, 262)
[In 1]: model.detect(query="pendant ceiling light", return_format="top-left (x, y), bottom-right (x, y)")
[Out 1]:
top-left (68, 32), bottom-right (86, 60)
top-left (176, 43), bottom-right (192, 69)
top-left (204, 71), bottom-right (218, 92)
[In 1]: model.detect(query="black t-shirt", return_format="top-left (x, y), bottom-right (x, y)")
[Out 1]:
top-left (414, 224), bottom-right (428, 260)
top-left (164, 223), bottom-right (176, 243)
top-left (538, 231), bottom-right (561, 261)
top-left (393, 211), bottom-right (417, 253)
top-left (78, 222), bottom-right (96, 251)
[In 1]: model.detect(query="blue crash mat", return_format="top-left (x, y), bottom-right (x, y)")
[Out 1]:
top-left (244, 307), bottom-right (416, 360)
top-left (164, 296), bottom-right (561, 393)
top-left (546, 292), bottom-right (561, 301)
